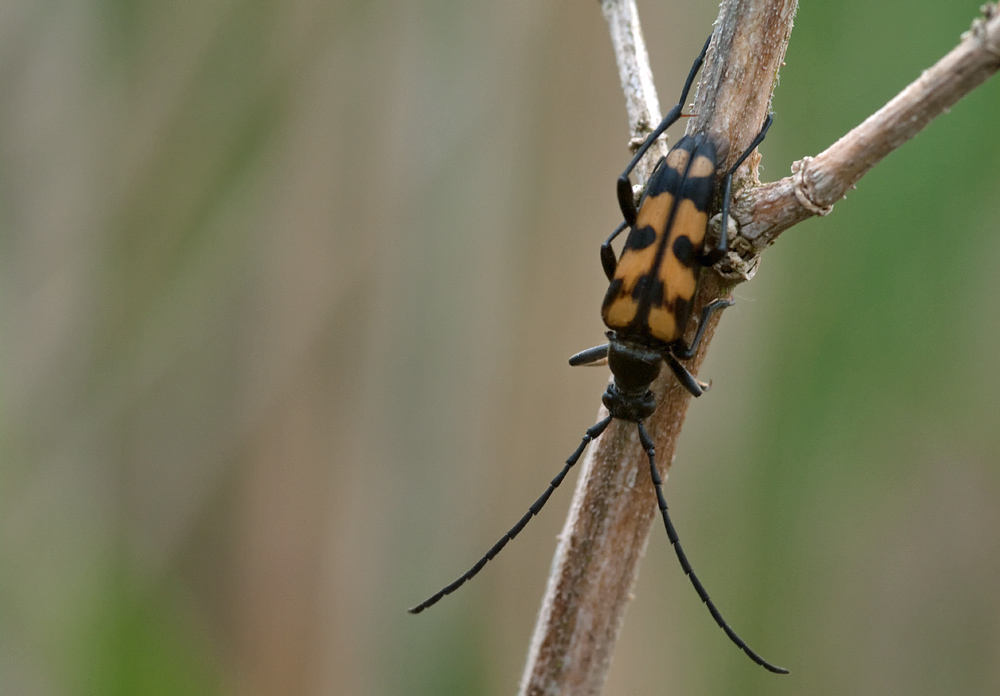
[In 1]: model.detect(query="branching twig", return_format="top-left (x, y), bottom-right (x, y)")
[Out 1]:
top-left (518, 2), bottom-right (999, 695)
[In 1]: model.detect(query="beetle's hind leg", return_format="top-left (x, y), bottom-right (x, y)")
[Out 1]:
top-left (616, 33), bottom-right (713, 225)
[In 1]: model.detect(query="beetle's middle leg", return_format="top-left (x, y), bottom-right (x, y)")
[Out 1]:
top-left (673, 298), bottom-right (733, 361)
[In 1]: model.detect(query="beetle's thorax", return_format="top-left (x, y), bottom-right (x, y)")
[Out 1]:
top-left (602, 334), bottom-right (661, 422)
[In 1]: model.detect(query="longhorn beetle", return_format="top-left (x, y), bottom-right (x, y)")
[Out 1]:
top-left (410, 33), bottom-right (785, 674)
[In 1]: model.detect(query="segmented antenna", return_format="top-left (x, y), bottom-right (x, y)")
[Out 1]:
top-left (408, 416), bottom-right (614, 614)
top-left (636, 422), bottom-right (788, 674)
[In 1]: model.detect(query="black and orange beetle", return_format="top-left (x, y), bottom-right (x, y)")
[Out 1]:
top-left (411, 33), bottom-right (785, 674)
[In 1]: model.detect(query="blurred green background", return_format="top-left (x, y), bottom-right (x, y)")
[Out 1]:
top-left (2, 0), bottom-right (999, 695)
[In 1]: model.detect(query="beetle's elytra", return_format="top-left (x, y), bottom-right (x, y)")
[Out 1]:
top-left (602, 135), bottom-right (720, 344)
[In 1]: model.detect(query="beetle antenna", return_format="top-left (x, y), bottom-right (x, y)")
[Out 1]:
top-left (409, 415), bottom-right (614, 614)
top-left (636, 422), bottom-right (789, 674)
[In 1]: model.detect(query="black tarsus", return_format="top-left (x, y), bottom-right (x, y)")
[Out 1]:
top-left (408, 415), bottom-right (614, 614)
top-left (636, 422), bottom-right (789, 674)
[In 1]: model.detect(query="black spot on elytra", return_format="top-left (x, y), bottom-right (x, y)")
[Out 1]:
top-left (673, 296), bottom-right (692, 326)
top-left (649, 279), bottom-right (664, 306)
top-left (672, 235), bottom-right (696, 267)
top-left (624, 225), bottom-right (656, 251)
top-left (631, 274), bottom-right (652, 301)
top-left (629, 275), bottom-right (665, 310)
top-left (679, 175), bottom-right (715, 212)
top-left (646, 155), bottom-right (684, 197)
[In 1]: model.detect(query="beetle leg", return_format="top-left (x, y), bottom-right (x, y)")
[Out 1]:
top-left (673, 298), bottom-right (733, 360)
top-left (600, 221), bottom-right (628, 281)
top-left (606, 156), bottom-right (668, 279)
top-left (664, 353), bottom-right (706, 397)
top-left (616, 33), bottom-right (713, 224)
top-left (703, 113), bottom-right (774, 265)
top-left (568, 343), bottom-right (609, 367)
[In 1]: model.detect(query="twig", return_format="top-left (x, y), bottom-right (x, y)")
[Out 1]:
top-left (519, 1), bottom-right (1000, 694)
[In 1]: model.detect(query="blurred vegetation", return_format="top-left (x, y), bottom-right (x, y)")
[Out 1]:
top-left (1, 1), bottom-right (998, 695)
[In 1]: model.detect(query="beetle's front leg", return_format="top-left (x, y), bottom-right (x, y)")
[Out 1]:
top-left (569, 343), bottom-right (609, 367)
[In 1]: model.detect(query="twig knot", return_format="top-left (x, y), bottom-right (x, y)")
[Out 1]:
top-left (791, 156), bottom-right (834, 217)
top-left (710, 214), bottom-right (762, 282)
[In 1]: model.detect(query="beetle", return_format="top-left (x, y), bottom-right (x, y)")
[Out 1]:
top-left (410, 33), bottom-right (785, 674)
